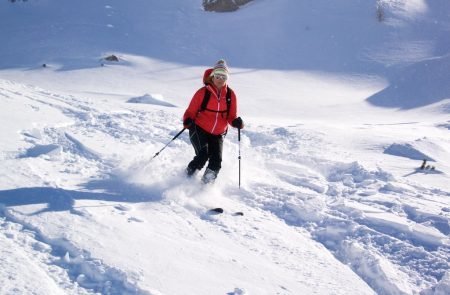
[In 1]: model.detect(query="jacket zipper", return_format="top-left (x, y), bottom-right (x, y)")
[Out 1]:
top-left (210, 88), bottom-right (222, 134)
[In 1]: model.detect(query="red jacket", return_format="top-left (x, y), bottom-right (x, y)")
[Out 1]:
top-left (183, 83), bottom-right (238, 135)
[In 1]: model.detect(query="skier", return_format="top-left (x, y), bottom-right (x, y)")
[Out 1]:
top-left (183, 59), bottom-right (244, 183)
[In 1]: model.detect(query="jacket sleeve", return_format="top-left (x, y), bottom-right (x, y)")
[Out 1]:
top-left (227, 89), bottom-right (238, 125)
top-left (183, 88), bottom-right (204, 122)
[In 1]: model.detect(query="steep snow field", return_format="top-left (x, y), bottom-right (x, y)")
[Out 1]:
top-left (1, 0), bottom-right (449, 294)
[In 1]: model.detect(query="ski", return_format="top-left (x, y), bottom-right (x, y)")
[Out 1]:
top-left (207, 208), bottom-right (244, 216)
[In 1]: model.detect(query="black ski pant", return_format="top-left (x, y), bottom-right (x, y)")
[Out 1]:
top-left (187, 124), bottom-right (224, 172)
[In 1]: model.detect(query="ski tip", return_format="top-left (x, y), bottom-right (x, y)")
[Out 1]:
top-left (208, 208), bottom-right (224, 214)
top-left (206, 208), bottom-right (244, 216)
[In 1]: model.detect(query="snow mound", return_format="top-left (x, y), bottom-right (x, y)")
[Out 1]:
top-left (127, 94), bottom-right (176, 107)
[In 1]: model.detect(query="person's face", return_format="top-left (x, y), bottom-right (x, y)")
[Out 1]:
top-left (213, 73), bottom-right (227, 88)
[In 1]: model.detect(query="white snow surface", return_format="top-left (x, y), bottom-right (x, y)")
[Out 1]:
top-left (1, 0), bottom-right (449, 294)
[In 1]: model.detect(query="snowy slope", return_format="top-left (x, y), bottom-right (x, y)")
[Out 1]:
top-left (1, 0), bottom-right (450, 294)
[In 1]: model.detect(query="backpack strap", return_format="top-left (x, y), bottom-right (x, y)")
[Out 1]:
top-left (200, 86), bottom-right (211, 111)
top-left (225, 86), bottom-right (232, 118)
top-left (200, 86), bottom-right (233, 118)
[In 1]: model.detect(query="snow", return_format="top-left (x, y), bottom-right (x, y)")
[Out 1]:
top-left (1, 0), bottom-right (449, 294)
top-left (127, 94), bottom-right (176, 108)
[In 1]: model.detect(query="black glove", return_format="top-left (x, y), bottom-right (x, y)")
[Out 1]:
top-left (183, 117), bottom-right (194, 128)
top-left (231, 117), bottom-right (243, 129)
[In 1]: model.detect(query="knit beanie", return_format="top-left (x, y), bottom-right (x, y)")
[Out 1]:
top-left (212, 59), bottom-right (229, 76)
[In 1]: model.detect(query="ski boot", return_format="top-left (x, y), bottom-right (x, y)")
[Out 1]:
top-left (186, 166), bottom-right (197, 177)
top-left (201, 168), bottom-right (218, 184)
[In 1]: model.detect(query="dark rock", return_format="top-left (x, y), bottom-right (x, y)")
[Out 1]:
top-left (203, 0), bottom-right (253, 12)
top-left (104, 55), bottom-right (119, 62)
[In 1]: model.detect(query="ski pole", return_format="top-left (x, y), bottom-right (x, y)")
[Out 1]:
top-left (151, 128), bottom-right (186, 160)
top-left (238, 127), bottom-right (241, 188)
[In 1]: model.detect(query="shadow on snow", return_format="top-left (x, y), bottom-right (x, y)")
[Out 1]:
top-left (0, 175), bottom-right (162, 215)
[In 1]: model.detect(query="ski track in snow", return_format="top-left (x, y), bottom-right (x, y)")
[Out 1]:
top-left (0, 208), bottom-right (149, 295)
top-left (1, 79), bottom-right (449, 294)
top-left (0, 81), bottom-right (164, 294)
top-left (236, 129), bottom-right (449, 294)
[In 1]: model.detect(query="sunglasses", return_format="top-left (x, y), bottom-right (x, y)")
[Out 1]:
top-left (213, 74), bottom-right (228, 81)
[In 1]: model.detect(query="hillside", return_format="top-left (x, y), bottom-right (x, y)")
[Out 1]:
top-left (1, 0), bottom-right (449, 294)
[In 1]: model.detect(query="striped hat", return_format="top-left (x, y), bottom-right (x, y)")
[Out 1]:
top-left (212, 59), bottom-right (229, 76)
